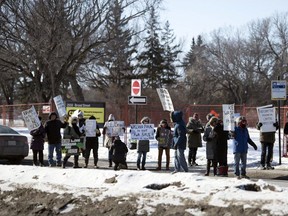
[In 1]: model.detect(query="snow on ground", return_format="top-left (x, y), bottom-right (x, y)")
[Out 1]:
top-left (0, 127), bottom-right (288, 215)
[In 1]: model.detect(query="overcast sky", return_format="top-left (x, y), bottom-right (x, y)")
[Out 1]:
top-left (160, 0), bottom-right (288, 52)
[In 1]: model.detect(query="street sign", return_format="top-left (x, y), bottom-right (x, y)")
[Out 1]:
top-left (131, 79), bottom-right (141, 96)
top-left (128, 96), bottom-right (147, 105)
top-left (271, 80), bottom-right (287, 100)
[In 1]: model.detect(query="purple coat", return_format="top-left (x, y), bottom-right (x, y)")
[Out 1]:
top-left (30, 125), bottom-right (45, 150)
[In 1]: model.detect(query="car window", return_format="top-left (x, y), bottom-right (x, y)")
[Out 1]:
top-left (0, 125), bottom-right (19, 134)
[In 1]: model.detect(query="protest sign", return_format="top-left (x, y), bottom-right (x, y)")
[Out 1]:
top-left (104, 121), bottom-right (125, 137)
top-left (53, 95), bottom-right (66, 117)
top-left (85, 119), bottom-right (97, 137)
top-left (22, 106), bottom-right (41, 131)
top-left (156, 88), bottom-right (174, 112)
top-left (256, 104), bottom-right (276, 132)
top-left (130, 124), bottom-right (155, 140)
top-left (61, 139), bottom-right (84, 155)
top-left (222, 104), bottom-right (235, 131)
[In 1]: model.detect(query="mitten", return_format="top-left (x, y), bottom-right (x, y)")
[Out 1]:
top-left (273, 122), bottom-right (279, 127)
top-left (258, 122), bottom-right (263, 128)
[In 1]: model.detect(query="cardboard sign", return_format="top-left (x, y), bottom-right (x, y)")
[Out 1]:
top-left (222, 104), bottom-right (235, 131)
top-left (156, 88), bottom-right (174, 112)
top-left (85, 119), bottom-right (97, 137)
top-left (104, 121), bottom-right (125, 137)
top-left (256, 104), bottom-right (276, 132)
top-left (22, 106), bottom-right (41, 131)
top-left (53, 95), bottom-right (66, 117)
top-left (130, 124), bottom-right (155, 140)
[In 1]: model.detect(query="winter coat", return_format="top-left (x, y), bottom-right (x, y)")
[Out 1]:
top-left (110, 139), bottom-right (128, 162)
top-left (137, 140), bottom-right (150, 152)
top-left (30, 125), bottom-right (45, 150)
top-left (63, 124), bottom-right (81, 140)
top-left (256, 122), bottom-right (277, 143)
top-left (155, 124), bottom-right (172, 149)
top-left (213, 122), bottom-right (229, 163)
top-left (45, 112), bottom-right (68, 144)
top-left (186, 117), bottom-right (204, 148)
top-left (170, 111), bottom-right (187, 150)
top-left (203, 125), bottom-right (217, 160)
top-left (233, 126), bottom-right (254, 153)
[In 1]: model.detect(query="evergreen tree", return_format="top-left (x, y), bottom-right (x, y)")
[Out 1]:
top-left (137, 6), bottom-right (165, 89)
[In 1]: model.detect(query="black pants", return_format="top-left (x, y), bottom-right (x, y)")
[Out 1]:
top-left (32, 150), bottom-right (43, 165)
top-left (63, 154), bottom-right (79, 166)
top-left (85, 144), bottom-right (99, 166)
top-left (261, 142), bottom-right (273, 166)
top-left (113, 159), bottom-right (127, 170)
top-left (188, 147), bottom-right (198, 164)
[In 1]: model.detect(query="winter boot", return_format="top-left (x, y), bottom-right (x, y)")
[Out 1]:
top-left (109, 159), bottom-right (112, 167)
top-left (204, 160), bottom-right (211, 176)
top-left (73, 156), bottom-right (81, 168)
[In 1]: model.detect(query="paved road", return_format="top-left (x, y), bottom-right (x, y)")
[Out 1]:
top-left (1, 155), bottom-right (288, 187)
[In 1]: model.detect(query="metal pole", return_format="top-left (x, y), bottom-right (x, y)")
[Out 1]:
top-left (135, 105), bottom-right (138, 123)
top-left (278, 99), bottom-right (282, 165)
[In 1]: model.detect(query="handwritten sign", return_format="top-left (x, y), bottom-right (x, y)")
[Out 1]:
top-left (156, 88), bottom-right (174, 112)
top-left (22, 106), bottom-right (41, 131)
top-left (104, 121), bottom-right (125, 137)
top-left (257, 104), bottom-right (276, 132)
top-left (222, 104), bottom-right (235, 131)
top-left (130, 124), bottom-right (155, 140)
top-left (85, 119), bottom-right (97, 137)
top-left (53, 95), bottom-right (66, 117)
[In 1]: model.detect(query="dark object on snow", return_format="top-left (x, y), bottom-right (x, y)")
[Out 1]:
top-left (236, 183), bottom-right (261, 192)
top-left (144, 183), bottom-right (171, 190)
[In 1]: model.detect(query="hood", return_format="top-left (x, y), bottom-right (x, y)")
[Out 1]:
top-left (140, 116), bottom-right (150, 124)
top-left (89, 115), bottom-right (96, 120)
top-left (170, 111), bottom-right (184, 123)
top-left (188, 117), bottom-right (194, 122)
top-left (108, 114), bottom-right (115, 121)
top-left (48, 112), bottom-right (58, 120)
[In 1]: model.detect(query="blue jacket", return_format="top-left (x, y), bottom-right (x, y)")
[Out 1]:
top-left (170, 111), bottom-right (187, 150)
top-left (233, 126), bottom-right (251, 153)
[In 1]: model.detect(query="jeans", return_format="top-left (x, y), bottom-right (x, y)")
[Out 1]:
top-left (261, 142), bottom-right (273, 166)
top-left (137, 151), bottom-right (147, 168)
top-left (234, 152), bottom-right (247, 176)
top-left (174, 149), bottom-right (188, 172)
top-left (48, 143), bottom-right (62, 165)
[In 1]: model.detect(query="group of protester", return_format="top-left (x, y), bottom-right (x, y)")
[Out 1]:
top-left (29, 108), bottom-right (281, 179)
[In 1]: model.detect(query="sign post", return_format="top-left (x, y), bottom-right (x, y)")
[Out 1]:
top-left (271, 79), bottom-right (287, 165)
top-left (130, 79), bottom-right (144, 123)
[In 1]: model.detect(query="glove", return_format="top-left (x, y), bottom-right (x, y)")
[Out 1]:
top-left (258, 122), bottom-right (263, 128)
top-left (273, 122), bottom-right (278, 127)
top-left (71, 135), bottom-right (75, 141)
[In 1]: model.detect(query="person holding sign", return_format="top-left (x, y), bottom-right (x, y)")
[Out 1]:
top-left (170, 111), bottom-right (188, 173)
top-left (186, 113), bottom-right (204, 166)
top-left (62, 116), bottom-right (82, 168)
top-left (103, 114), bottom-right (116, 167)
top-left (232, 116), bottom-right (257, 179)
top-left (136, 116), bottom-right (151, 170)
top-left (45, 112), bottom-right (68, 167)
top-left (155, 119), bottom-right (172, 170)
top-left (256, 121), bottom-right (279, 170)
top-left (84, 116), bottom-right (101, 168)
top-left (30, 116), bottom-right (46, 166)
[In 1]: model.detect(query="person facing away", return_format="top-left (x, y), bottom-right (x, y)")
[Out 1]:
top-left (62, 116), bottom-right (82, 168)
top-left (109, 136), bottom-right (128, 171)
top-left (155, 119), bottom-right (172, 170)
top-left (170, 111), bottom-right (188, 173)
top-left (44, 112), bottom-right (68, 167)
top-left (102, 114), bottom-right (116, 167)
top-left (213, 118), bottom-right (229, 176)
top-left (256, 120), bottom-right (279, 170)
top-left (30, 116), bottom-right (46, 166)
top-left (136, 116), bottom-right (151, 170)
top-left (84, 115), bottom-right (101, 168)
top-left (203, 116), bottom-right (218, 176)
top-left (186, 113), bottom-right (204, 166)
top-left (232, 116), bottom-right (257, 179)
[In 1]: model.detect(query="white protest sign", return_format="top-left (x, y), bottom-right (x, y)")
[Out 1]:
top-left (104, 121), bottom-right (125, 137)
top-left (85, 119), bottom-right (97, 137)
top-left (130, 124), bottom-right (155, 140)
top-left (222, 104), bottom-right (235, 131)
top-left (53, 95), bottom-right (66, 117)
top-left (256, 104), bottom-right (276, 132)
top-left (156, 88), bottom-right (174, 112)
top-left (22, 106), bottom-right (41, 131)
